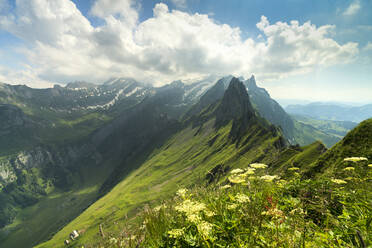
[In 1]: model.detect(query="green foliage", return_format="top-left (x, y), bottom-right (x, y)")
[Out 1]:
top-left (99, 158), bottom-right (371, 248)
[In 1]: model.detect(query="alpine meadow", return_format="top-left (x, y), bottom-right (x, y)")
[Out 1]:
top-left (0, 0), bottom-right (371, 248)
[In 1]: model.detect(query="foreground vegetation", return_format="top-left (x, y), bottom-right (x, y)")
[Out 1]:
top-left (97, 158), bottom-right (371, 247)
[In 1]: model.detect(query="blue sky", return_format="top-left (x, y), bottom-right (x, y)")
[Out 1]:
top-left (0, 0), bottom-right (371, 103)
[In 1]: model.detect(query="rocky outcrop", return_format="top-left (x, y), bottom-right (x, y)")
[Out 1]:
top-left (215, 78), bottom-right (256, 141)
top-left (0, 159), bottom-right (16, 188)
top-left (244, 75), bottom-right (296, 143)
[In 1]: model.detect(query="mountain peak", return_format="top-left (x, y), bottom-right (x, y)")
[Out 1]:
top-left (215, 78), bottom-right (256, 139)
top-left (246, 75), bottom-right (258, 90)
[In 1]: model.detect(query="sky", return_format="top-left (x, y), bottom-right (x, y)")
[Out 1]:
top-left (0, 0), bottom-right (371, 103)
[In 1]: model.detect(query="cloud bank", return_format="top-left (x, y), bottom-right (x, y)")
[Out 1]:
top-left (343, 0), bottom-right (361, 16)
top-left (0, 0), bottom-right (359, 86)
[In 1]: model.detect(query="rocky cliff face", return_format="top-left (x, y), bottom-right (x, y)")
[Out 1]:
top-left (244, 75), bottom-right (296, 143)
top-left (216, 78), bottom-right (255, 126)
top-left (214, 78), bottom-right (259, 141)
top-left (0, 143), bottom-right (102, 188)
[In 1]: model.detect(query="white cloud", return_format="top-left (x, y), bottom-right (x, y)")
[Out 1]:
top-left (0, 0), bottom-right (360, 87)
top-left (343, 0), bottom-right (361, 16)
top-left (170, 0), bottom-right (187, 9)
top-left (90, 0), bottom-right (139, 28)
top-left (0, 65), bottom-right (56, 88)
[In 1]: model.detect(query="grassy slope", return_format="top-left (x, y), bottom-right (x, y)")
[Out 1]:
top-left (292, 119), bottom-right (340, 148)
top-left (269, 141), bottom-right (326, 176)
top-left (308, 118), bottom-right (372, 175)
top-left (37, 114), bottom-right (325, 248)
top-left (292, 114), bottom-right (357, 138)
top-left (36, 118), bottom-right (282, 247)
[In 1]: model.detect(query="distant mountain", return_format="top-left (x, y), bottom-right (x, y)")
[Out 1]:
top-left (286, 102), bottom-right (372, 122)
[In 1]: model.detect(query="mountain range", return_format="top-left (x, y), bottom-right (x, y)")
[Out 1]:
top-left (0, 76), bottom-right (370, 247)
top-left (286, 102), bottom-right (372, 123)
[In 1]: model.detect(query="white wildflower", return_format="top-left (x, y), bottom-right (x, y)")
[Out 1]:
top-left (235, 193), bottom-right (250, 203)
top-left (230, 168), bottom-right (244, 174)
top-left (250, 163), bottom-right (268, 169)
top-left (344, 157), bottom-right (368, 162)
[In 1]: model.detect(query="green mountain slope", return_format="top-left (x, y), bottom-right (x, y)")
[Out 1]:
top-left (36, 79), bottom-right (324, 248)
top-left (308, 118), bottom-right (372, 175)
top-left (0, 77), bottom-right (218, 247)
top-left (292, 114), bottom-right (357, 138)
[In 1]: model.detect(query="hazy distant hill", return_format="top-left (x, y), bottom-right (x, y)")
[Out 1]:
top-left (286, 102), bottom-right (372, 122)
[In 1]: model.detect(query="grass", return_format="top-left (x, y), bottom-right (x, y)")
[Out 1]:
top-left (308, 118), bottom-right (372, 176)
top-left (98, 158), bottom-right (372, 247)
top-left (293, 120), bottom-right (340, 148)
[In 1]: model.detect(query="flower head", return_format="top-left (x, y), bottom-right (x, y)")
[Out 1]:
top-left (250, 163), bottom-right (268, 169)
top-left (243, 168), bottom-right (255, 175)
top-left (168, 228), bottom-right (184, 238)
top-left (220, 184), bottom-right (231, 189)
top-left (260, 175), bottom-right (279, 182)
top-left (230, 168), bottom-right (244, 174)
top-left (204, 209), bottom-right (216, 217)
top-left (288, 167), bottom-right (299, 171)
top-left (344, 157), bottom-right (368, 162)
top-left (368, 164), bottom-right (372, 168)
top-left (343, 167), bottom-right (355, 171)
top-left (187, 213), bottom-right (202, 223)
top-left (197, 221), bottom-right (213, 238)
top-left (228, 174), bottom-right (246, 184)
top-left (175, 199), bottom-right (206, 215)
top-left (331, 179), bottom-right (347, 184)
top-left (176, 188), bottom-right (188, 198)
top-left (235, 193), bottom-right (250, 203)
top-left (227, 203), bottom-right (238, 210)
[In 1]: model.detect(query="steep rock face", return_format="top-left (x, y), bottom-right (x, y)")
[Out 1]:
top-left (244, 76), bottom-right (295, 143)
top-left (216, 78), bottom-right (255, 126)
top-left (215, 78), bottom-right (257, 141)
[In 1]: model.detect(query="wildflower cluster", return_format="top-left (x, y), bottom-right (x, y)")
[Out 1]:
top-left (99, 155), bottom-right (371, 248)
top-left (343, 157), bottom-right (368, 162)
